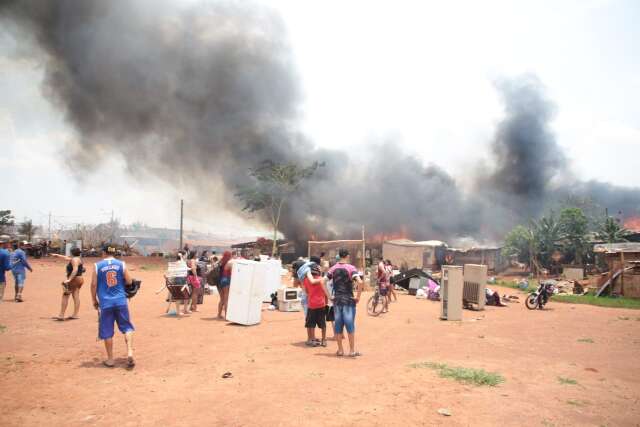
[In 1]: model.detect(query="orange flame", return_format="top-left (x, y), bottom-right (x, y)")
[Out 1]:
top-left (368, 226), bottom-right (410, 244)
top-left (624, 217), bottom-right (640, 232)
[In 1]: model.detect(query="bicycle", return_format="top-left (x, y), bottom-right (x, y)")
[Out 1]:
top-left (367, 285), bottom-right (386, 316)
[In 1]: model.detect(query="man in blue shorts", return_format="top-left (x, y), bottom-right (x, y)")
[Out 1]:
top-left (11, 241), bottom-right (33, 302)
top-left (91, 246), bottom-right (135, 368)
top-left (327, 249), bottom-right (363, 357)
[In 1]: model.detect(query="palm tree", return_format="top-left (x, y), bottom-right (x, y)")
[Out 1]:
top-left (529, 213), bottom-right (562, 270)
top-left (596, 216), bottom-right (629, 243)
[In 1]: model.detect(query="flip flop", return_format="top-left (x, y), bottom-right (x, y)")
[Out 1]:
top-left (222, 372), bottom-right (233, 379)
top-left (336, 351), bottom-right (344, 357)
top-left (348, 351), bottom-right (362, 358)
top-left (305, 341), bottom-right (317, 347)
top-left (126, 357), bottom-right (135, 369)
top-left (66, 317), bottom-right (79, 320)
top-left (321, 341), bottom-right (327, 347)
top-left (53, 317), bottom-right (65, 321)
top-left (102, 360), bottom-right (115, 368)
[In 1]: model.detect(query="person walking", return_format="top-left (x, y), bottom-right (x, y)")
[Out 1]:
top-left (385, 260), bottom-right (397, 302)
top-left (187, 251), bottom-right (201, 312)
top-left (0, 239), bottom-right (12, 302)
top-left (327, 249), bottom-right (363, 358)
top-left (377, 258), bottom-right (391, 313)
top-left (11, 241), bottom-right (33, 302)
top-left (217, 251), bottom-right (233, 319)
top-left (52, 248), bottom-right (85, 320)
top-left (91, 246), bottom-right (135, 369)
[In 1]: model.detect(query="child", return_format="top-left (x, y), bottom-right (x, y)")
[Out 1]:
top-left (325, 278), bottom-right (335, 339)
top-left (303, 263), bottom-right (331, 347)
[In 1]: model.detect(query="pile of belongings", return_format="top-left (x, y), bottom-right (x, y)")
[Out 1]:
top-left (555, 279), bottom-right (589, 295)
top-left (415, 279), bottom-right (441, 301)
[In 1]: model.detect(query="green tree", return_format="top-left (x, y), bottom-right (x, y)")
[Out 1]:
top-left (559, 207), bottom-right (589, 265)
top-left (503, 214), bottom-right (564, 271)
top-left (530, 213), bottom-right (563, 269)
top-left (18, 219), bottom-right (40, 242)
top-left (236, 160), bottom-right (322, 256)
top-left (502, 225), bottom-right (533, 265)
top-left (596, 216), bottom-right (629, 243)
top-left (0, 210), bottom-right (14, 234)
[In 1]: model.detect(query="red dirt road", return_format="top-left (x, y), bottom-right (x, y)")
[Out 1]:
top-left (1, 257), bottom-right (639, 426)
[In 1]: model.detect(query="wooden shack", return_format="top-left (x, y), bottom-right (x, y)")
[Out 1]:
top-left (593, 243), bottom-right (640, 298)
top-left (382, 239), bottom-right (446, 271)
top-left (445, 247), bottom-right (507, 273)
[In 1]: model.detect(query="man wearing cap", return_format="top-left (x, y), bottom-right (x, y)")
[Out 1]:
top-left (11, 241), bottom-right (33, 302)
top-left (91, 246), bottom-right (136, 368)
top-left (0, 239), bottom-right (12, 302)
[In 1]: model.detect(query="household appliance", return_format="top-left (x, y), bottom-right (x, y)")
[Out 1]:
top-left (226, 260), bottom-right (264, 325)
top-left (440, 265), bottom-right (463, 321)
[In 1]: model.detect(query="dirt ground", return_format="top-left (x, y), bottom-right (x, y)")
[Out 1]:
top-left (1, 257), bottom-right (639, 427)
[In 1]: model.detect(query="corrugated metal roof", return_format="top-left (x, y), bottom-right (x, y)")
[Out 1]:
top-left (385, 239), bottom-right (447, 247)
top-left (593, 242), bottom-right (640, 253)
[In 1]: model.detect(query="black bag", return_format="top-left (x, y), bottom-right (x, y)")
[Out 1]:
top-left (125, 279), bottom-right (142, 299)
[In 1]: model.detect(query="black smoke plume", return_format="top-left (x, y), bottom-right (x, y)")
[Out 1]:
top-left (1, 0), bottom-right (639, 245)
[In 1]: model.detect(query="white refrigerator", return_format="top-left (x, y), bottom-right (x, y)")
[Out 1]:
top-left (226, 260), bottom-right (264, 325)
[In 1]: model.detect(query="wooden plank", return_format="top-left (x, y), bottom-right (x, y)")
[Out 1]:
top-left (595, 267), bottom-right (634, 297)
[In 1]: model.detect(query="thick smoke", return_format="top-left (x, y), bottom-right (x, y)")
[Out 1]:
top-left (0, 0), bottom-right (308, 189)
top-left (489, 77), bottom-right (564, 198)
top-left (1, 0), bottom-right (639, 245)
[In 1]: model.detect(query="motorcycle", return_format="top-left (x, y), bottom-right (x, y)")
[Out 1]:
top-left (525, 281), bottom-right (556, 310)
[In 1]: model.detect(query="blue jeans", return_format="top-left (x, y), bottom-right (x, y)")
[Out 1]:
top-left (300, 291), bottom-right (308, 317)
top-left (334, 304), bottom-right (356, 335)
top-left (12, 271), bottom-right (25, 288)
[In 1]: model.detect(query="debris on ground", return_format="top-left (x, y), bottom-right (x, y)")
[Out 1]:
top-left (437, 408), bottom-right (452, 416)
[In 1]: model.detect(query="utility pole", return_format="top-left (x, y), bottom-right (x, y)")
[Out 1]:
top-left (361, 225), bottom-right (366, 274)
top-left (179, 199), bottom-right (184, 251)
top-left (48, 212), bottom-right (52, 240)
top-left (110, 210), bottom-right (115, 242)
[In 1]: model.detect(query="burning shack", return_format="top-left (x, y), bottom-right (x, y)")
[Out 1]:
top-left (308, 240), bottom-right (365, 271)
top-left (231, 238), bottom-right (291, 260)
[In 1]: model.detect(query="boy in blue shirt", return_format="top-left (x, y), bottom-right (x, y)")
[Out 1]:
top-left (11, 241), bottom-right (33, 302)
top-left (91, 246), bottom-right (135, 368)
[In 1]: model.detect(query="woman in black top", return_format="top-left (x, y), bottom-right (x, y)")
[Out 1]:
top-left (52, 247), bottom-right (85, 320)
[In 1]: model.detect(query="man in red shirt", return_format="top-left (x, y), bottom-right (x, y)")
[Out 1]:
top-left (303, 263), bottom-right (331, 347)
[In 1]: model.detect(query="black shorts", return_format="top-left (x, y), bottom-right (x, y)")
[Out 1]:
top-left (325, 306), bottom-right (335, 322)
top-left (305, 307), bottom-right (327, 329)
